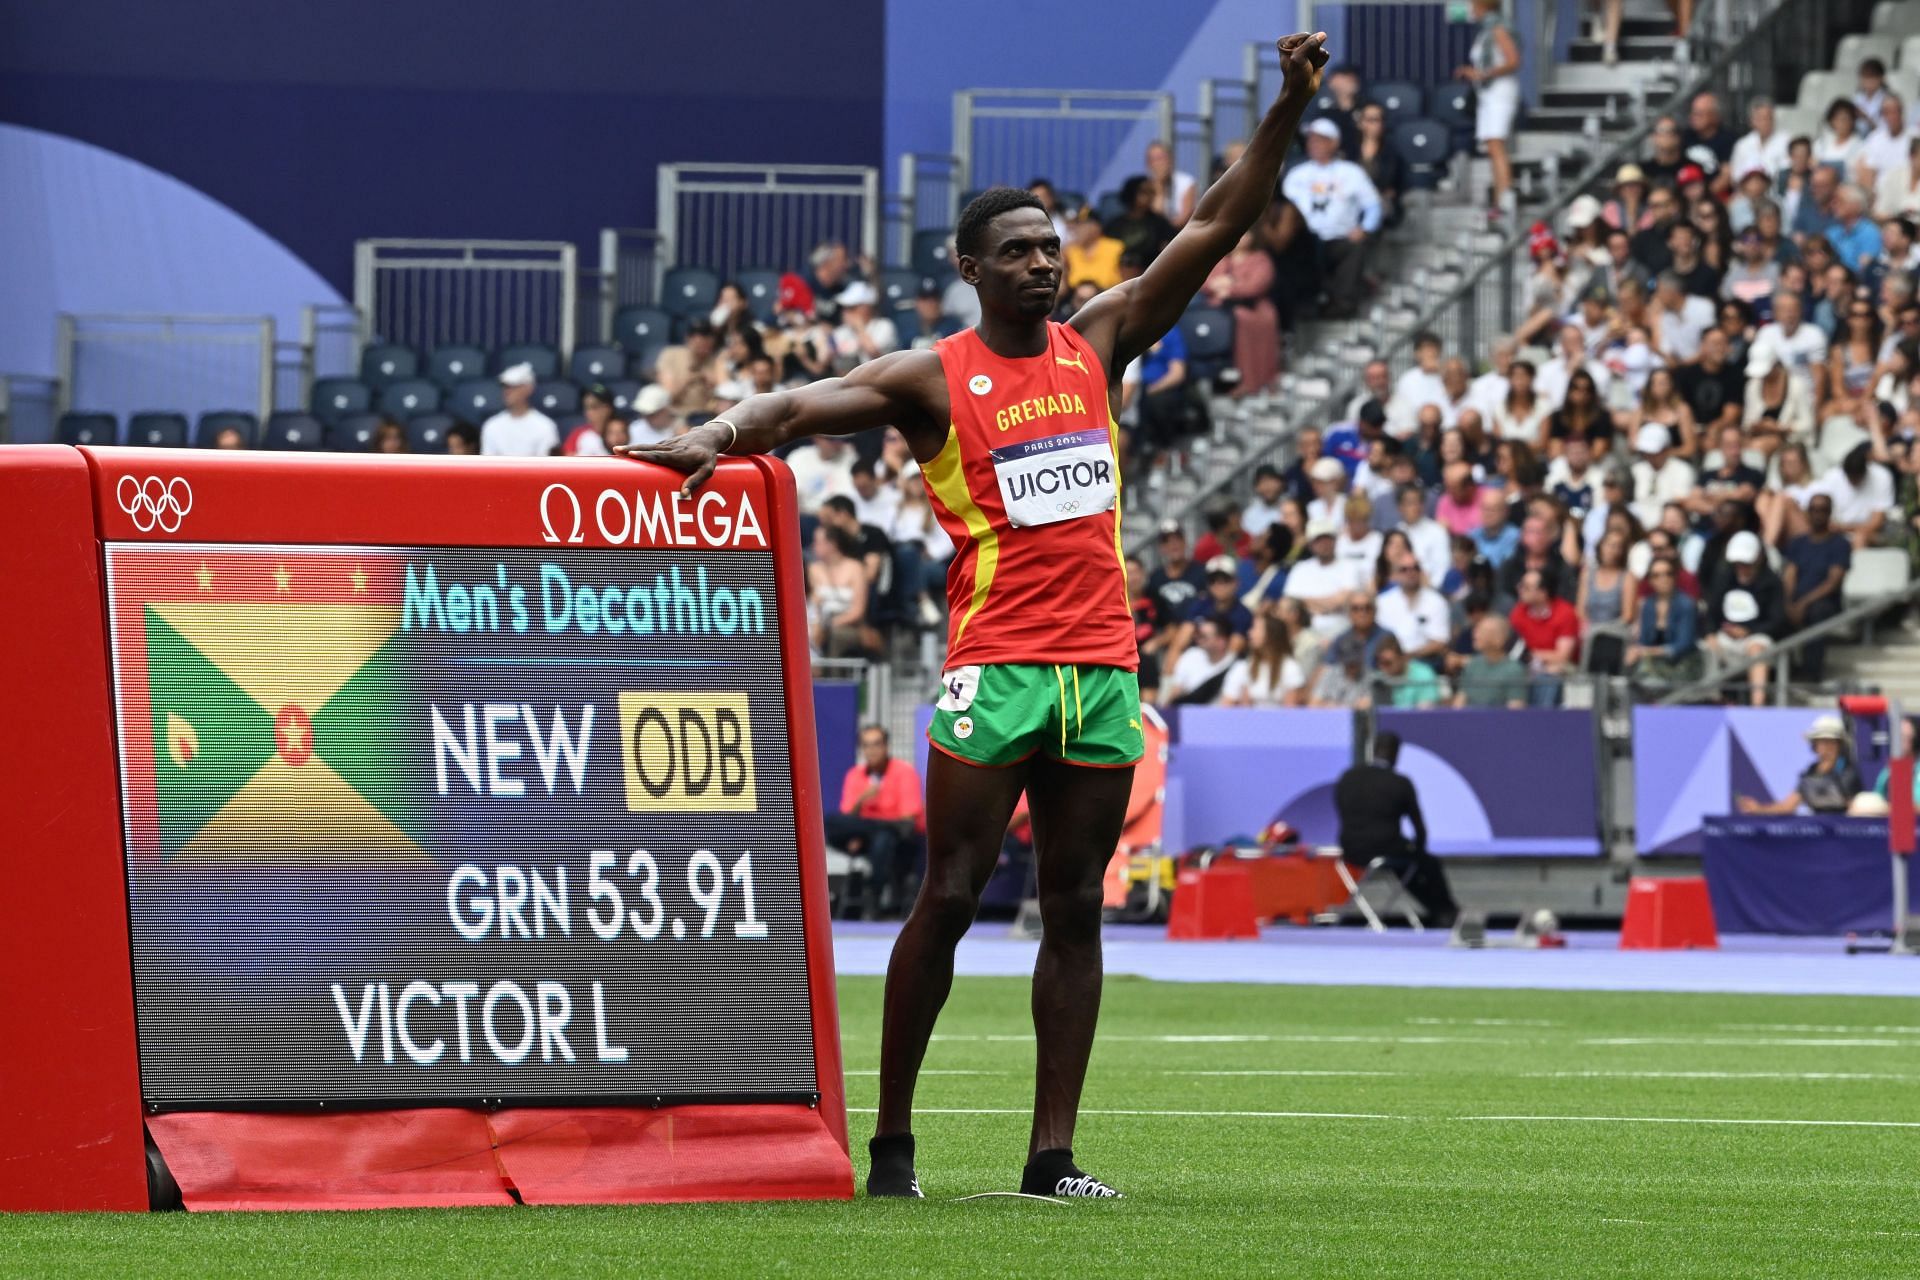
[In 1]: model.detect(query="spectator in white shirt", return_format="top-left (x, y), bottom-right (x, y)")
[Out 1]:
top-left (1375, 552), bottom-right (1452, 667)
top-left (1243, 464), bottom-right (1287, 538)
top-left (1469, 338), bottom-right (1518, 420)
top-left (1390, 332), bottom-right (1449, 433)
top-left (848, 459), bottom-right (901, 535)
top-left (1285, 518), bottom-right (1367, 637)
top-left (1281, 118), bottom-right (1383, 319)
top-left (627, 384), bottom-right (681, 447)
top-left (1161, 616), bottom-right (1239, 706)
top-left (829, 283), bottom-right (899, 374)
top-left (1395, 483), bottom-right (1452, 586)
top-left (1336, 495), bottom-right (1384, 583)
top-left (785, 435), bottom-right (857, 515)
top-left (480, 363), bottom-right (560, 457)
top-left (1437, 358), bottom-right (1477, 427)
top-left (1815, 442), bottom-right (1895, 548)
top-left (1306, 456), bottom-right (1350, 526)
top-left (1860, 94), bottom-right (1916, 182)
top-left (1536, 325), bottom-right (1612, 409)
top-left (1729, 96), bottom-right (1792, 182)
top-left (1347, 359), bottom-right (1394, 421)
top-left (1651, 271), bottom-right (1716, 363)
top-left (1855, 58), bottom-right (1890, 124)
top-left (1630, 422), bottom-right (1698, 528)
top-left (1753, 291), bottom-right (1829, 392)
top-left (1145, 140), bottom-right (1198, 227)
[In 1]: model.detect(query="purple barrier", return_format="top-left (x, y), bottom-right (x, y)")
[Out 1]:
top-left (1376, 710), bottom-right (1602, 856)
top-left (814, 680), bottom-right (861, 802)
top-left (1634, 708), bottom-right (1839, 856)
top-left (1165, 708), bottom-right (1354, 850)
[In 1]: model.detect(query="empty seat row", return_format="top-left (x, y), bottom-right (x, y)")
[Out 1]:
top-left (358, 341), bottom-right (638, 393)
top-left (314, 373), bottom-right (633, 427)
top-left (57, 410), bottom-right (326, 450)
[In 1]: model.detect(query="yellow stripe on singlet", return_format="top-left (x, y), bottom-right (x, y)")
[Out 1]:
top-left (1108, 415), bottom-right (1130, 616)
top-left (920, 424), bottom-right (998, 653)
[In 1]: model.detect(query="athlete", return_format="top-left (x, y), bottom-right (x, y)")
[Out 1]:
top-left (623, 30), bottom-right (1329, 1198)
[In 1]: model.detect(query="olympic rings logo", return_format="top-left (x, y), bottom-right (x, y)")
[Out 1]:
top-left (1056, 500), bottom-right (1081, 514)
top-left (116, 476), bottom-right (193, 533)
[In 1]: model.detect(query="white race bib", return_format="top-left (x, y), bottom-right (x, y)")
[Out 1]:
top-left (989, 428), bottom-right (1117, 528)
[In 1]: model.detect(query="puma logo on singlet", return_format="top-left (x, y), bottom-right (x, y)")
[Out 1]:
top-left (1054, 352), bottom-right (1088, 373)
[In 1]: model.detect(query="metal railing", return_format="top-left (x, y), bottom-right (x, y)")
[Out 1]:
top-left (352, 239), bottom-right (578, 361)
top-left (954, 88), bottom-right (1177, 206)
top-left (57, 313), bottom-right (276, 425)
top-left (0, 374), bottom-right (58, 444)
top-left (1302, 1), bottom-right (1481, 99)
top-left (657, 163), bottom-right (880, 283)
top-left (1654, 580), bottom-right (1920, 706)
top-left (890, 153), bottom-right (965, 265)
top-left (1169, 0), bottom-right (1824, 528)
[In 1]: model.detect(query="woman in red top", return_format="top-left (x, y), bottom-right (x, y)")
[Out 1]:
top-left (625, 30), bottom-right (1330, 1202)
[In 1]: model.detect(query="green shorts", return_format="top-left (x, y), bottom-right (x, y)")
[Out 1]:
top-left (927, 663), bottom-right (1143, 769)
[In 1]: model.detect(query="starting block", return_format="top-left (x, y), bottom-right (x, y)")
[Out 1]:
top-left (1619, 876), bottom-right (1719, 950)
top-left (1166, 860), bottom-right (1260, 940)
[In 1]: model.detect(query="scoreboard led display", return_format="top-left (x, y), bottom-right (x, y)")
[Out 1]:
top-left (0, 446), bottom-right (850, 1210)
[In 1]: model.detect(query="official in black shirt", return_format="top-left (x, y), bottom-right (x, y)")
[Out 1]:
top-left (1332, 732), bottom-right (1459, 926)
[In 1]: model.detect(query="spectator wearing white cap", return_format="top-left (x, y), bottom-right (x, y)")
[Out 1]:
top-left (1305, 454), bottom-right (1350, 526)
top-left (1169, 555), bottom-right (1256, 665)
top-left (628, 384), bottom-right (681, 447)
top-left (1741, 338), bottom-right (1814, 451)
top-left (1736, 715), bottom-right (1861, 814)
top-left (1146, 521), bottom-right (1209, 629)
top-left (480, 363), bottom-right (560, 457)
top-left (1280, 118), bottom-right (1382, 319)
top-left (828, 282), bottom-right (899, 375)
top-left (1703, 530), bottom-right (1785, 706)
top-left (784, 435), bottom-right (857, 516)
top-left (1630, 422), bottom-right (1696, 528)
top-left (1285, 518), bottom-right (1365, 637)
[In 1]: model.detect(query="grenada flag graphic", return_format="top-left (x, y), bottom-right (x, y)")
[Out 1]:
top-left (107, 546), bottom-right (426, 865)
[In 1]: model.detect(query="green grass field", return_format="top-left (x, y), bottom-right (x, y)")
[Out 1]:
top-left (5, 976), bottom-right (1919, 1277)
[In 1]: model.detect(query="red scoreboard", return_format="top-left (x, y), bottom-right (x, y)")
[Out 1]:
top-left (0, 445), bottom-right (850, 1210)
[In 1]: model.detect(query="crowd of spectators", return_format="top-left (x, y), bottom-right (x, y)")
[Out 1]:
top-left (1134, 75), bottom-right (1920, 711)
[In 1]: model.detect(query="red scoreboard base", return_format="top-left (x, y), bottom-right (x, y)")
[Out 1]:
top-left (149, 1105), bottom-right (849, 1210)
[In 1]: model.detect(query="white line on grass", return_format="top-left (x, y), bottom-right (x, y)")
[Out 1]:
top-left (844, 1069), bottom-right (999, 1076)
top-left (1523, 1071), bottom-right (1915, 1082)
top-left (1464, 1115), bottom-right (1920, 1130)
top-left (1580, 1036), bottom-right (1910, 1047)
top-left (1406, 1016), bottom-right (1561, 1027)
top-left (1717, 1023), bottom-right (1920, 1035)
top-left (932, 1033), bottom-right (1527, 1045)
top-left (846, 1107), bottom-right (1409, 1121)
top-left (1162, 1070), bottom-right (1408, 1078)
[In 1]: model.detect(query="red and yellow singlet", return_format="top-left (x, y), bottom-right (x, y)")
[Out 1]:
top-left (923, 323), bottom-right (1136, 671)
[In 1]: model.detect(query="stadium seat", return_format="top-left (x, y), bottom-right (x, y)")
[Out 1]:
top-left (426, 344), bottom-right (488, 392)
top-left (1794, 69), bottom-right (1847, 112)
top-left (262, 411), bottom-right (323, 450)
top-left (448, 378), bottom-right (503, 421)
top-left (536, 381), bottom-right (581, 417)
top-left (1430, 80), bottom-right (1475, 141)
top-left (603, 378), bottom-right (642, 414)
top-left (1057, 190), bottom-right (1088, 216)
top-left (327, 411), bottom-right (381, 451)
top-left (880, 268), bottom-right (923, 313)
top-left (734, 269), bottom-right (784, 324)
top-left (310, 377), bottom-right (372, 427)
top-left (612, 306), bottom-right (672, 355)
top-left (913, 228), bottom-right (956, 278)
top-left (358, 343), bottom-right (418, 392)
top-left (1094, 192), bottom-right (1126, 224)
top-left (378, 378), bottom-right (441, 419)
top-left (1393, 119), bottom-right (1453, 191)
top-left (1180, 307), bottom-right (1234, 383)
top-left (195, 410), bottom-right (258, 447)
top-left (127, 412), bottom-right (188, 448)
top-left (661, 266), bottom-right (721, 319)
top-left (1369, 82), bottom-right (1424, 123)
top-left (407, 413), bottom-right (454, 454)
top-left (1305, 88), bottom-right (1340, 120)
top-left (493, 344), bottom-right (559, 380)
top-left (628, 341), bottom-right (670, 380)
top-left (1836, 33), bottom-right (1901, 71)
top-left (56, 411), bottom-right (116, 446)
top-left (1878, 0), bottom-right (1920, 34)
top-left (1843, 547), bottom-right (1911, 608)
top-left (569, 346), bottom-right (624, 385)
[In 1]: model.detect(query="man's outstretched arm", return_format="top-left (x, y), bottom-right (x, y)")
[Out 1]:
top-left (615, 348), bottom-right (942, 492)
top-left (1074, 31), bottom-right (1329, 373)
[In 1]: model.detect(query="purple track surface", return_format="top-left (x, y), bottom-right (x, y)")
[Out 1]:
top-left (831, 923), bottom-right (1920, 998)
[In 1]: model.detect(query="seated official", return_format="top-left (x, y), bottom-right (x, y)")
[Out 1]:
top-left (825, 724), bottom-right (924, 917)
top-left (1332, 731), bottom-right (1459, 926)
top-left (1736, 714), bottom-right (1861, 815)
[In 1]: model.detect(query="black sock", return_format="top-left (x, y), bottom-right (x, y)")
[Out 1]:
top-left (1021, 1147), bottom-right (1122, 1198)
top-left (866, 1132), bottom-right (922, 1198)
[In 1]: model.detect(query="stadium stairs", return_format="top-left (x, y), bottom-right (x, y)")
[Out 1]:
top-left (1130, 1), bottom-right (1686, 544)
